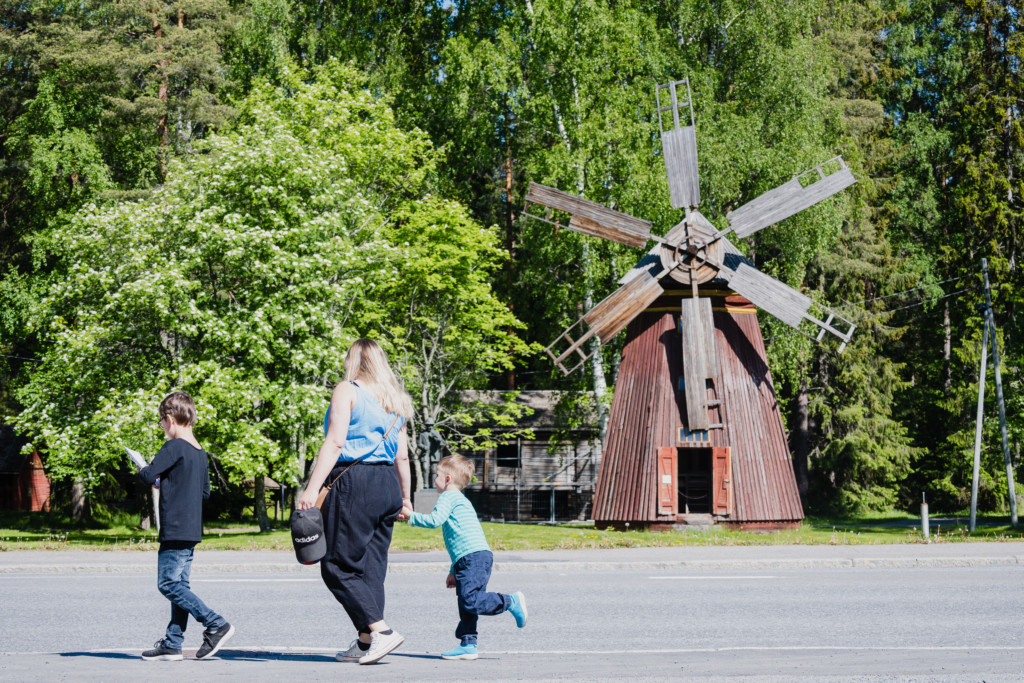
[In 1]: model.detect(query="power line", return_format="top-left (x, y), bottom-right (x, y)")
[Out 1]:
top-left (858, 285), bottom-right (977, 321)
top-left (762, 284), bottom-right (978, 344)
top-left (836, 274), bottom-right (969, 310)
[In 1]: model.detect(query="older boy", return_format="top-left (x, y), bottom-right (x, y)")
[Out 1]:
top-left (138, 391), bottom-right (234, 661)
top-left (406, 454), bottom-right (527, 660)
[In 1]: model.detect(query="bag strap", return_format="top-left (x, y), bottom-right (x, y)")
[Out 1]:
top-left (321, 413), bottom-right (400, 493)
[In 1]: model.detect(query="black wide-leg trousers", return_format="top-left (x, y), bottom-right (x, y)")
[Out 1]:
top-left (320, 461), bottom-right (402, 631)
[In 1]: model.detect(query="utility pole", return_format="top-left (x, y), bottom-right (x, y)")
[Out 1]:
top-left (969, 310), bottom-right (989, 532)
top-left (980, 259), bottom-right (1017, 526)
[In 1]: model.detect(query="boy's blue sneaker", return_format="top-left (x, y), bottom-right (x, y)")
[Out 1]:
top-left (441, 643), bottom-right (478, 660)
top-left (508, 591), bottom-right (528, 628)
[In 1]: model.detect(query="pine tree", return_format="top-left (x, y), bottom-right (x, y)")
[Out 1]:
top-left (0, 0), bottom-right (242, 416)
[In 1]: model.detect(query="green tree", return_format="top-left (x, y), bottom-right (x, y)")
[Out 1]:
top-left (14, 63), bottom-right (533, 518)
top-left (0, 0), bottom-right (242, 422)
top-left (881, 0), bottom-right (1022, 511)
top-left (379, 197), bottom-right (536, 486)
top-left (771, 0), bottom-right (921, 513)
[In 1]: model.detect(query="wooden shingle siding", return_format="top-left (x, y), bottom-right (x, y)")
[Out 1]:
top-left (714, 302), bottom-right (802, 522)
top-left (525, 182), bottom-right (652, 248)
top-left (593, 311), bottom-right (680, 522)
top-left (593, 287), bottom-right (803, 527)
top-left (662, 126), bottom-right (700, 209)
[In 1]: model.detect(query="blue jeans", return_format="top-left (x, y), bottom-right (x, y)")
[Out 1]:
top-left (453, 550), bottom-right (510, 646)
top-left (157, 542), bottom-right (225, 649)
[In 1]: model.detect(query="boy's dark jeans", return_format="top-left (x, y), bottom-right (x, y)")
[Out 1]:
top-left (157, 541), bottom-right (226, 649)
top-left (453, 550), bottom-right (510, 646)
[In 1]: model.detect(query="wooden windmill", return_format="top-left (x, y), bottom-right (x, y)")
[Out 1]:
top-left (524, 78), bottom-right (857, 529)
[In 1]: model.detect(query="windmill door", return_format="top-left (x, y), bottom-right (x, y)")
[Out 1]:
top-left (664, 447), bottom-right (731, 516)
top-left (657, 447), bottom-right (677, 515)
top-left (712, 447), bottom-right (732, 516)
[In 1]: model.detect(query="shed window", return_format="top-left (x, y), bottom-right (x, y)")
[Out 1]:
top-left (496, 443), bottom-right (519, 468)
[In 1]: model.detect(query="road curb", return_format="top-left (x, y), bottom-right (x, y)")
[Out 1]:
top-left (2, 555), bottom-right (1022, 574)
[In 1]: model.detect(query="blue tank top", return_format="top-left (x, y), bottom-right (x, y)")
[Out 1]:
top-left (324, 382), bottom-right (405, 464)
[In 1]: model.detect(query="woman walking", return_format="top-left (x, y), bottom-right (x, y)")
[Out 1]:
top-left (298, 339), bottom-right (414, 665)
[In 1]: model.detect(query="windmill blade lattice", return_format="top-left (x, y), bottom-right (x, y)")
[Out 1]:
top-left (543, 270), bottom-right (665, 374)
top-left (722, 262), bottom-right (856, 350)
top-left (657, 79), bottom-right (701, 209)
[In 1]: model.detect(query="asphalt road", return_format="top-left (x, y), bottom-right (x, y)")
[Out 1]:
top-left (2, 561), bottom-right (1023, 681)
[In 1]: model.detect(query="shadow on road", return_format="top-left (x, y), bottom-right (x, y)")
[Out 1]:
top-left (56, 650), bottom-right (336, 663)
top-left (55, 649), bottom-right (442, 663)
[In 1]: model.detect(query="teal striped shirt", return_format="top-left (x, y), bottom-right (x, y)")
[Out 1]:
top-left (410, 490), bottom-right (489, 570)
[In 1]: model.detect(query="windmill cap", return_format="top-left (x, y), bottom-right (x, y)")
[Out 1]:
top-left (289, 508), bottom-right (326, 565)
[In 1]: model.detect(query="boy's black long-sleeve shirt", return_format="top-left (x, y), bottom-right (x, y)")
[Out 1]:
top-left (139, 438), bottom-right (210, 543)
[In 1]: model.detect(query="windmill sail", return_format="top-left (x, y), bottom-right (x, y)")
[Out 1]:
top-left (546, 271), bottom-right (665, 374)
top-left (525, 182), bottom-right (652, 248)
top-left (727, 263), bottom-right (812, 328)
top-left (726, 157), bottom-right (856, 239)
top-left (679, 297), bottom-right (718, 430)
top-left (726, 263), bottom-right (856, 350)
top-left (584, 271), bottom-right (665, 343)
top-left (657, 79), bottom-right (700, 209)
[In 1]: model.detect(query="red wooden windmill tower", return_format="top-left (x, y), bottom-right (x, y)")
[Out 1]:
top-left (524, 79), bottom-right (857, 529)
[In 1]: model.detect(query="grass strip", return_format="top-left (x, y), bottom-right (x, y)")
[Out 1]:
top-left (2, 513), bottom-right (1021, 552)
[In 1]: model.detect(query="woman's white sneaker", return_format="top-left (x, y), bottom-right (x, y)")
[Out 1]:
top-left (358, 630), bottom-right (404, 665)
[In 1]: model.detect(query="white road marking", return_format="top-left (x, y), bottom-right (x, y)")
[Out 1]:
top-left (191, 578), bottom-right (319, 583)
top-left (648, 575), bottom-right (778, 580)
top-left (7, 645), bottom-right (1024, 655)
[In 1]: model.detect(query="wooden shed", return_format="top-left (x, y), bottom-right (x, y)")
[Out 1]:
top-left (0, 425), bottom-right (51, 513)
top-left (592, 280), bottom-right (803, 530)
top-left (455, 390), bottom-right (600, 522)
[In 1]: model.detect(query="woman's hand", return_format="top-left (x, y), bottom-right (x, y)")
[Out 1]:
top-left (297, 487), bottom-right (319, 510)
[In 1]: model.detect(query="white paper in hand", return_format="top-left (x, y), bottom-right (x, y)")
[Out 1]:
top-left (124, 446), bottom-right (148, 470)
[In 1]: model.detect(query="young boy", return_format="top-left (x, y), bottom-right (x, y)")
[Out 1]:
top-left (405, 454), bottom-right (527, 660)
top-left (137, 391), bottom-right (234, 661)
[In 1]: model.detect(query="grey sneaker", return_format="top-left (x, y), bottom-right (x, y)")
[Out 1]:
top-left (196, 623), bottom-right (234, 660)
top-left (358, 630), bottom-right (404, 665)
top-left (336, 639), bottom-right (367, 662)
top-left (141, 639), bottom-right (183, 661)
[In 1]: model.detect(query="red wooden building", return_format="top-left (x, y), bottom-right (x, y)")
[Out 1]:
top-left (592, 281), bottom-right (803, 530)
top-left (0, 425), bottom-right (51, 512)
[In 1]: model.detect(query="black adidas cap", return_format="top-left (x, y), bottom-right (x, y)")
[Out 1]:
top-left (290, 508), bottom-right (326, 565)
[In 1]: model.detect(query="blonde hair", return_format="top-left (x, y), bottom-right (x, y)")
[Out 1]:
top-left (343, 339), bottom-right (414, 418)
top-left (160, 391), bottom-right (197, 427)
top-left (437, 454), bottom-right (475, 490)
